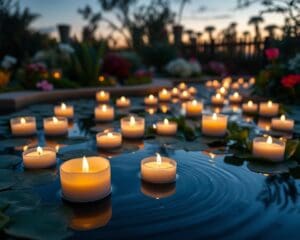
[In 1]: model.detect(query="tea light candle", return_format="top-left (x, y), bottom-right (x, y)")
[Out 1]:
top-left (158, 89), bottom-right (171, 102)
top-left (156, 119), bottom-right (177, 136)
top-left (54, 103), bottom-right (74, 118)
top-left (171, 87), bottom-right (180, 97)
top-left (217, 87), bottom-right (227, 96)
top-left (60, 156), bottom-right (111, 202)
top-left (229, 92), bottom-right (242, 103)
top-left (44, 117), bottom-right (68, 136)
top-left (116, 96), bottom-right (130, 108)
top-left (212, 80), bottom-right (220, 89)
top-left (202, 113), bottom-right (228, 137)
top-left (96, 90), bottom-right (110, 103)
top-left (205, 80), bottom-right (212, 88)
top-left (211, 93), bottom-right (224, 105)
top-left (96, 131), bottom-right (122, 149)
top-left (238, 77), bottom-right (244, 85)
top-left (242, 100), bottom-right (258, 114)
top-left (144, 94), bottom-right (158, 105)
top-left (186, 100), bottom-right (203, 117)
top-left (141, 153), bottom-right (177, 184)
top-left (178, 82), bottom-right (187, 91)
top-left (10, 117), bottom-right (37, 136)
top-left (121, 116), bottom-right (145, 139)
top-left (179, 90), bottom-right (191, 101)
top-left (231, 82), bottom-right (240, 90)
top-left (252, 136), bottom-right (285, 162)
top-left (249, 77), bottom-right (256, 85)
top-left (95, 105), bottom-right (114, 122)
top-left (259, 101), bottom-right (279, 117)
top-left (271, 115), bottom-right (294, 132)
top-left (188, 86), bottom-right (197, 95)
top-left (23, 146), bottom-right (56, 169)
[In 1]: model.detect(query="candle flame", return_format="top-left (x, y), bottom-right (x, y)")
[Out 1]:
top-left (121, 96), bottom-right (126, 102)
top-left (182, 90), bottom-right (188, 96)
top-left (149, 94), bottom-right (154, 99)
top-left (148, 108), bottom-right (155, 115)
top-left (53, 117), bottom-right (58, 123)
top-left (267, 100), bottom-right (273, 107)
top-left (179, 82), bottom-right (186, 89)
top-left (129, 116), bottom-right (135, 126)
top-left (233, 92), bottom-right (239, 98)
top-left (216, 93), bottom-right (221, 99)
top-left (82, 156), bottom-right (89, 172)
top-left (161, 105), bottom-right (168, 113)
top-left (265, 125), bottom-right (270, 131)
top-left (23, 145), bottom-right (28, 151)
top-left (172, 88), bottom-right (178, 94)
top-left (220, 87), bottom-right (225, 93)
top-left (61, 103), bottom-right (66, 109)
top-left (37, 146), bottom-right (43, 155)
top-left (102, 105), bottom-right (107, 112)
top-left (107, 132), bottom-right (113, 138)
top-left (152, 124), bottom-right (157, 129)
top-left (55, 145), bottom-right (60, 153)
top-left (209, 152), bottom-right (216, 159)
top-left (100, 91), bottom-right (105, 96)
top-left (280, 115), bottom-right (286, 121)
top-left (164, 118), bottom-right (169, 125)
top-left (192, 99), bottom-right (197, 105)
top-left (162, 89), bottom-right (167, 94)
top-left (156, 153), bottom-right (162, 165)
top-left (212, 113), bottom-right (217, 120)
top-left (20, 117), bottom-right (26, 124)
top-left (266, 136), bottom-right (272, 144)
top-left (248, 100), bottom-right (253, 106)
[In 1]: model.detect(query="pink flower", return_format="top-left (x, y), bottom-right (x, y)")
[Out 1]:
top-left (281, 74), bottom-right (300, 88)
top-left (265, 48), bottom-right (279, 60)
top-left (36, 80), bottom-right (53, 91)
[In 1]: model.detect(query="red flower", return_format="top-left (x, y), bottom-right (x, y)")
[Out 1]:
top-left (102, 54), bottom-right (131, 79)
top-left (281, 74), bottom-right (300, 88)
top-left (265, 48), bottom-right (279, 60)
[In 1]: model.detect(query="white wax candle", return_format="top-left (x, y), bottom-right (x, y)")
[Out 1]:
top-left (202, 113), bottom-right (228, 137)
top-left (116, 96), bottom-right (131, 108)
top-left (44, 117), bottom-right (68, 136)
top-left (217, 87), bottom-right (228, 96)
top-left (23, 146), bottom-right (56, 169)
top-left (60, 156), bottom-right (111, 202)
top-left (121, 116), bottom-right (145, 139)
top-left (271, 115), bottom-right (294, 132)
top-left (252, 136), bottom-right (285, 162)
top-left (242, 100), bottom-right (258, 114)
top-left (156, 119), bottom-right (178, 136)
top-left (158, 89), bottom-right (171, 102)
top-left (178, 82), bottom-right (187, 91)
top-left (212, 80), bottom-right (220, 89)
top-left (231, 82), bottom-right (240, 90)
top-left (95, 105), bottom-right (114, 122)
top-left (171, 87), bottom-right (180, 97)
top-left (10, 117), bottom-right (37, 136)
top-left (188, 86), bottom-right (197, 95)
top-left (96, 90), bottom-right (110, 102)
top-left (259, 101), bottom-right (279, 117)
top-left (229, 92), bottom-right (242, 103)
top-left (144, 94), bottom-right (158, 105)
top-left (141, 153), bottom-right (177, 184)
top-left (211, 93), bottom-right (225, 105)
top-left (186, 100), bottom-right (203, 117)
top-left (54, 103), bottom-right (74, 118)
top-left (96, 131), bottom-right (122, 149)
top-left (179, 90), bottom-right (191, 101)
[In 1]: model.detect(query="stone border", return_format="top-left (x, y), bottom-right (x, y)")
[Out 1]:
top-left (0, 79), bottom-right (172, 112)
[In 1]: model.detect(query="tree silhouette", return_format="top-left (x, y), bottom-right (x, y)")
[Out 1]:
top-left (248, 15), bottom-right (264, 41)
top-left (204, 25), bottom-right (216, 43)
top-left (264, 24), bottom-right (278, 39)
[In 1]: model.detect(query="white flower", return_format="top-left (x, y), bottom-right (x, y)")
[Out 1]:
top-left (189, 60), bottom-right (201, 74)
top-left (58, 43), bottom-right (74, 54)
top-left (33, 51), bottom-right (47, 61)
top-left (165, 58), bottom-right (192, 77)
top-left (1, 55), bottom-right (17, 69)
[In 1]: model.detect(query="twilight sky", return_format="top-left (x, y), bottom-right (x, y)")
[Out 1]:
top-left (20, 0), bottom-right (284, 47)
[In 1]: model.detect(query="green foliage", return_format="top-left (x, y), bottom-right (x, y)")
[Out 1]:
top-left (285, 139), bottom-right (300, 160)
top-left (124, 76), bottom-right (152, 86)
top-left (50, 78), bottom-right (80, 89)
top-left (169, 116), bottom-right (196, 141)
top-left (226, 122), bottom-right (251, 150)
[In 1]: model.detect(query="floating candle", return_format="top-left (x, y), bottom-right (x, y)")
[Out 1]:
top-left (171, 87), bottom-right (180, 97)
top-left (217, 87), bottom-right (228, 96)
top-left (188, 86), bottom-right (197, 95)
top-left (229, 92), bottom-right (242, 103)
top-left (141, 153), bottom-right (177, 184)
top-left (252, 136), bottom-right (286, 162)
top-left (259, 101), bottom-right (279, 117)
top-left (238, 77), bottom-right (244, 85)
top-left (116, 96), bottom-right (131, 108)
top-left (271, 115), bottom-right (294, 132)
top-left (179, 90), bottom-right (191, 101)
top-left (205, 80), bottom-right (212, 88)
top-left (211, 93), bottom-right (224, 105)
top-left (23, 146), bottom-right (56, 169)
top-left (186, 100), bottom-right (203, 117)
top-left (145, 107), bottom-right (157, 115)
top-left (212, 80), bottom-right (220, 89)
top-left (178, 82), bottom-right (187, 91)
top-left (121, 116), bottom-right (145, 139)
top-left (202, 113), bottom-right (228, 137)
top-left (231, 82), bottom-right (240, 90)
top-left (158, 89), bottom-right (171, 102)
top-left (54, 103), bottom-right (74, 118)
top-left (10, 117), bottom-right (37, 136)
top-left (144, 94), bottom-right (158, 105)
top-left (242, 100), bottom-right (258, 114)
top-left (60, 156), bottom-right (111, 202)
top-left (96, 90), bottom-right (110, 103)
top-left (44, 117), bottom-right (68, 136)
top-left (156, 119), bottom-right (178, 136)
top-left (95, 105), bottom-right (114, 122)
top-left (96, 131), bottom-right (122, 149)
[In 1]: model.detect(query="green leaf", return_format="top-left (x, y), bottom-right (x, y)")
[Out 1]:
top-left (285, 139), bottom-right (300, 160)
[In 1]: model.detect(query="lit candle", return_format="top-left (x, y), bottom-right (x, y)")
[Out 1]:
top-left (44, 117), bottom-right (68, 136)
top-left (60, 156), bottom-right (111, 202)
top-left (205, 80), bottom-right (212, 88)
top-left (23, 146), bottom-right (56, 169)
top-left (160, 104), bottom-right (169, 113)
top-left (271, 115), bottom-right (294, 132)
top-left (231, 82), bottom-right (240, 90)
top-left (188, 86), bottom-right (197, 95)
top-left (252, 136), bottom-right (285, 162)
top-left (158, 89), bottom-right (171, 102)
top-left (178, 82), bottom-right (187, 91)
top-left (171, 87), bottom-right (180, 97)
top-left (141, 153), bottom-right (177, 184)
top-left (242, 100), bottom-right (258, 114)
top-left (145, 107), bottom-right (157, 115)
top-left (212, 80), bottom-right (220, 89)
top-left (186, 100), bottom-right (203, 117)
top-left (229, 92), bottom-right (242, 103)
top-left (121, 116), bottom-right (145, 139)
top-left (259, 101), bottom-right (279, 117)
top-left (179, 90), bottom-right (191, 101)
top-left (249, 77), bottom-right (256, 85)
top-left (144, 94), bottom-right (158, 105)
top-left (217, 87), bottom-right (227, 96)
top-left (95, 105), bottom-right (114, 122)
top-left (238, 77), bottom-right (244, 85)
top-left (156, 119), bottom-right (178, 136)
top-left (202, 113), bottom-right (228, 137)
top-left (96, 131), bottom-right (122, 149)
top-left (211, 93), bottom-right (225, 105)
top-left (96, 90), bottom-right (110, 103)
top-left (54, 103), bottom-right (74, 118)
top-left (116, 96), bottom-right (130, 108)
top-left (10, 117), bottom-right (37, 136)
top-left (258, 118), bottom-right (271, 130)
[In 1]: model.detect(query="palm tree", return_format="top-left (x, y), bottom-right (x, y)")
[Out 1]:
top-left (242, 30), bottom-right (250, 41)
top-left (204, 25), bottom-right (216, 43)
top-left (264, 24), bottom-right (278, 39)
top-left (248, 16), bottom-right (264, 41)
top-left (196, 31), bottom-right (202, 42)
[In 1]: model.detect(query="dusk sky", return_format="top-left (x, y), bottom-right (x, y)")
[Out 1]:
top-left (20, 0), bottom-right (284, 46)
